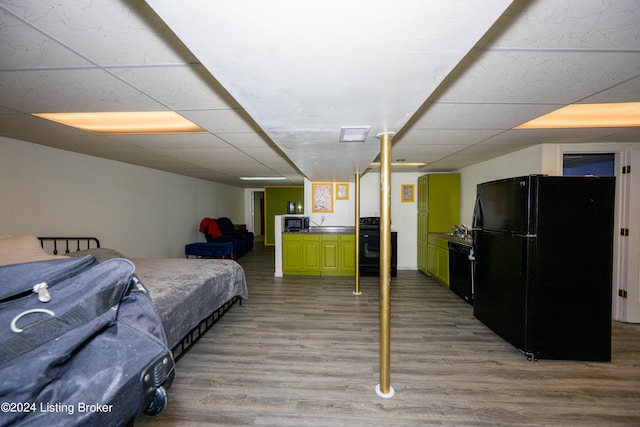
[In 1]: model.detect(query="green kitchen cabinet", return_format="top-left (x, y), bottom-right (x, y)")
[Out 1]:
top-left (417, 209), bottom-right (429, 274)
top-left (321, 234), bottom-right (340, 273)
top-left (282, 233), bottom-right (303, 272)
top-left (417, 174), bottom-right (460, 276)
top-left (283, 233), bottom-right (321, 274)
top-left (339, 234), bottom-right (356, 273)
top-left (301, 234), bottom-right (321, 273)
top-left (283, 233), bottom-right (355, 276)
top-left (427, 234), bottom-right (450, 287)
top-left (325, 233), bottom-right (356, 275)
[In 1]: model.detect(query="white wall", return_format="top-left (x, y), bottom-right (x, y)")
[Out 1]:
top-left (0, 137), bottom-right (245, 258)
top-left (301, 172), bottom-right (422, 270)
top-left (458, 145), bottom-right (548, 226)
top-left (303, 178), bottom-right (356, 227)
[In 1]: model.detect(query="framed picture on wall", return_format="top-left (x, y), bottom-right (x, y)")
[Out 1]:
top-left (336, 183), bottom-right (349, 200)
top-left (401, 184), bottom-right (415, 202)
top-left (312, 183), bottom-right (334, 212)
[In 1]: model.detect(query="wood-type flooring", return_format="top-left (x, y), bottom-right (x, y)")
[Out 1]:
top-left (136, 240), bottom-right (640, 426)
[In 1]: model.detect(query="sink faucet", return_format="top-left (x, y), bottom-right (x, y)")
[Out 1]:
top-left (452, 224), bottom-right (470, 239)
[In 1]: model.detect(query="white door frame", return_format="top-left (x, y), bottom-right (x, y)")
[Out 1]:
top-left (615, 149), bottom-right (640, 322)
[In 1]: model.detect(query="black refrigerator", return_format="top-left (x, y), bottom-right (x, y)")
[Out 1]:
top-left (472, 175), bottom-right (615, 361)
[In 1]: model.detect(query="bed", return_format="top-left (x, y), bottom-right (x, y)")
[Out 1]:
top-left (0, 235), bottom-right (248, 361)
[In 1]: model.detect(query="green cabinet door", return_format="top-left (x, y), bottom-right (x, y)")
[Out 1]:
top-left (302, 234), bottom-right (321, 273)
top-left (426, 174), bottom-right (460, 233)
top-left (417, 211), bottom-right (429, 274)
top-left (283, 233), bottom-right (355, 276)
top-left (437, 245), bottom-right (450, 286)
top-left (321, 234), bottom-right (339, 273)
top-left (321, 234), bottom-right (356, 276)
top-left (283, 234), bottom-right (321, 275)
top-left (427, 235), bottom-right (450, 287)
top-left (417, 173), bottom-right (460, 279)
top-left (283, 234), bottom-right (303, 272)
top-left (340, 234), bottom-right (356, 274)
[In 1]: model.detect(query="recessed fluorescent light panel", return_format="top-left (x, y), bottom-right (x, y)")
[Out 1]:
top-left (515, 102), bottom-right (640, 129)
top-left (239, 177), bottom-right (286, 181)
top-left (32, 111), bottom-right (207, 134)
top-left (339, 126), bottom-right (370, 142)
top-left (370, 162), bottom-right (428, 167)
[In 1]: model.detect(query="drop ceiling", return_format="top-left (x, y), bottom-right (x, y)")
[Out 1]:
top-left (1, 0), bottom-right (639, 188)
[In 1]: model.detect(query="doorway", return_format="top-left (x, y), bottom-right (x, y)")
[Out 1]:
top-left (562, 151), bottom-right (640, 323)
top-left (252, 191), bottom-right (265, 237)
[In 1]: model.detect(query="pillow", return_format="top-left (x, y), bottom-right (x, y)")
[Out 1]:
top-left (0, 235), bottom-right (67, 267)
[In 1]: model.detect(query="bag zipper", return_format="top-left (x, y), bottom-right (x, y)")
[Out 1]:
top-left (0, 256), bottom-right (98, 305)
top-left (37, 255), bottom-right (97, 291)
top-left (33, 282), bottom-right (51, 302)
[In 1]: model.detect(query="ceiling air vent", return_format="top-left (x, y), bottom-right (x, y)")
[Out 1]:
top-left (339, 126), bottom-right (370, 142)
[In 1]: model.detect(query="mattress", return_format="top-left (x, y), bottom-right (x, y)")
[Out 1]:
top-left (67, 248), bottom-right (248, 350)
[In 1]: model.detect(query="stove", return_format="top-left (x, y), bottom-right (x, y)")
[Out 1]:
top-left (358, 217), bottom-right (397, 277)
top-left (359, 216), bottom-right (380, 230)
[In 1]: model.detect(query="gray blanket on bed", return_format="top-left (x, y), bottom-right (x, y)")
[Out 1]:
top-left (130, 257), bottom-right (248, 349)
top-left (68, 248), bottom-right (248, 350)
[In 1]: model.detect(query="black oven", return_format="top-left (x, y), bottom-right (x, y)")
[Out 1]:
top-left (359, 217), bottom-right (397, 277)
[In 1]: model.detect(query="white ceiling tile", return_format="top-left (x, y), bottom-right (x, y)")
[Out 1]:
top-left (0, 106), bottom-right (19, 114)
top-left (481, 0), bottom-right (640, 50)
top-left (580, 76), bottom-right (640, 104)
top-left (396, 129), bottom-right (503, 145)
top-left (169, 147), bottom-right (249, 164)
top-left (0, 69), bottom-right (164, 113)
top-left (69, 141), bottom-right (164, 163)
top-left (218, 132), bottom-right (275, 149)
top-left (0, 111), bottom-right (72, 136)
top-left (408, 103), bottom-right (563, 130)
top-left (484, 128), bottom-right (634, 145)
top-left (181, 109), bottom-right (261, 134)
top-left (109, 133), bottom-right (230, 150)
top-left (592, 128), bottom-right (640, 143)
top-left (111, 64), bottom-right (240, 110)
top-left (439, 50), bottom-right (640, 104)
top-left (1, 0), bottom-right (195, 66)
top-left (0, 10), bottom-right (92, 69)
top-left (392, 144), bottom-right (469, 157)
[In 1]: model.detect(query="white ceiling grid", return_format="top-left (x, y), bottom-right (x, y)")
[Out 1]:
top-left (0, 0), bottom-right (638, 187)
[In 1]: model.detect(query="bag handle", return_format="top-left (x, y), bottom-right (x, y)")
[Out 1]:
top-left (0, 260), bottom-right (134, 364)
top-left (10, 308), bottom-right (56, 333)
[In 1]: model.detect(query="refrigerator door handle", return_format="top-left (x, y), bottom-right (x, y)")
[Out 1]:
top-left (472, 195), bottom-right (482, 231)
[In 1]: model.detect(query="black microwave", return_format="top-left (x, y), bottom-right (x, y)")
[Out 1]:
top-left (284, 216), bottom-right (310, 232)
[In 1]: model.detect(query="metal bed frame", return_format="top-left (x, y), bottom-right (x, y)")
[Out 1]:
top-left (38, 236), bottom-right (100, 254)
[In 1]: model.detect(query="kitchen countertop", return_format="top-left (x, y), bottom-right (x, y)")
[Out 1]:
top-left (284, 226), bottom-right (355, 234)
top-left (430, 232), bottom-right (473, 247)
